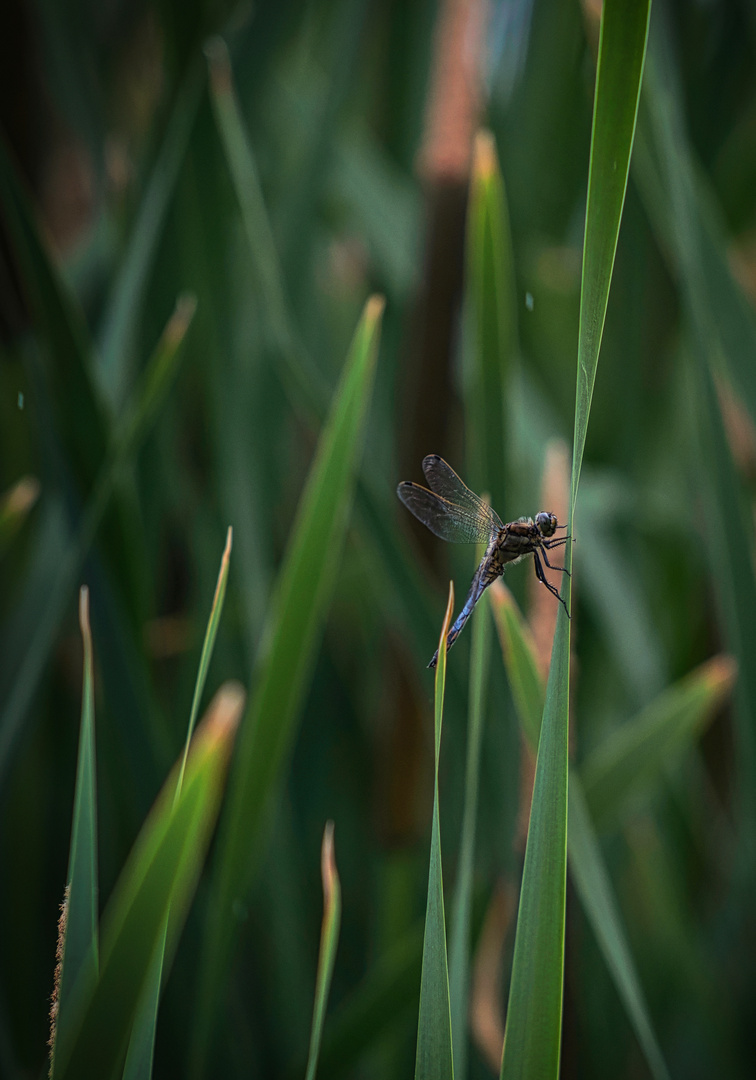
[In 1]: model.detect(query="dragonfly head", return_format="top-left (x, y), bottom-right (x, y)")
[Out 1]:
top-left (535, 511), bottom-right (558, 538)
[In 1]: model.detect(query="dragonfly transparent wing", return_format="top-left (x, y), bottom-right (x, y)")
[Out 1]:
top-left (422, 455), bottom-right (504, 531)
top-left (397, 482), bottom-right (497, 544)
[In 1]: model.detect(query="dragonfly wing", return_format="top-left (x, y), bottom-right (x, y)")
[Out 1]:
top-left (397, 482), bottom-right (496, 544)
top-left (422, 455), bottom-right (504, 531)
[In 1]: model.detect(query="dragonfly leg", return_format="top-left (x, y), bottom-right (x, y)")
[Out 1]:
top-left (539, 544), bottom-right (570, 576)
top-left (533, 551), bottom-right (571, 618)
top-left (542, 535), bottom-right (570, 550)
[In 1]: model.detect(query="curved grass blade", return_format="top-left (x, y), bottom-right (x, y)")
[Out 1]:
top-left (581, 655), bottom-right (736, 828)
top-left (0, 296), bottom-right (196, 792)
top-left (52, 683), bottom-right (244, 1080)
top-left (449, 572), bottom-right (492, 1080)
top-left (49, 588), bottom-right (100, 1076)
top-left (415, 583), bottom-right (455, 1080)
top-left (304, 822), bottom-right (342, 1080)
top-left (122, 528), bottom-right (234, 1080)
top-left (193, 296), bottom-right (383, 1069)
top-left (491, 580), bottom-right (671, 1080)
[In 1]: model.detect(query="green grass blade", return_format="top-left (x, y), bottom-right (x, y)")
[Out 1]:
top-left (0, 297), bottom-right (195, 791)
top-left (501, 5), bottom-right (650, 1077)
top-left (570, 0), bottom-right (651, 504)
top-left (449, 587), bottom-right (491, 1080)
top-left (499, 612), bottom-right (569, 1080)
top-left (50, 588), bottom-right (100, 1075)
top-left (581, 656), bottom-right (736, 828)
top-left (52, 684), bottom-right (244, 1080)
top-left (121, 528), bottom-right (234, 1080)
top-left (176, 527), bottom-right (234, 797)
top-left (464, 131), bottom-right (517, 516)
top-left (415, 584), bottom-right (455, 1080)
top-left (98, 65), bottom-right (203, 409)
top-left (193, 296), bottom-right (383, 1068)
top-left (491, 581), bottom-right (671, 1080)
top-left (121, 945), bottom-right (163, 1080)
top-left (304, 822), bottom-right (342, 1080)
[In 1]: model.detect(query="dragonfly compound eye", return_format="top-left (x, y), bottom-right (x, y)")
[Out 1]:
top-left (535, 511), bottom-right (557, 537)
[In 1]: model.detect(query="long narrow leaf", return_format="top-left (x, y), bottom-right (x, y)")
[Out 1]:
top-left (50, 587), bottom-right (100, 1074)
top-left (193, 296), bottom-right (383, 1068)
top-left (464, 130), bottom-right (516, 517)
top-left (449, 584), bottom-right (491, 1080)
top-left (501, 5), bottom-right (650, 1077)
top-left (415, 583), bottom-right (455, 1080)
top-left (304, 822), bottom-right (342, 1080)
top-left (52, 683), bottom-right (244, 1080)
top-left (491, 581), bottom-right (670, 1080)
top-left (122, 528), bottom-right (234, 1080)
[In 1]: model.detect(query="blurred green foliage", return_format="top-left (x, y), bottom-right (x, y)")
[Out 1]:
top-left (2, 0), bottom-right (756, 1077)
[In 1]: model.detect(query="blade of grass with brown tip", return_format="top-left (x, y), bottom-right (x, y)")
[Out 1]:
top-left (304, 822), bottom-right (342, 1080)
top-left (51, 684), bottom-right (244, 1080)
top-left (415, 583), bottom-right (455, 1080)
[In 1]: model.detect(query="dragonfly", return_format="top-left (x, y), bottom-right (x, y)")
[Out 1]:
top-left (397, 455), bottom-right (571, 668)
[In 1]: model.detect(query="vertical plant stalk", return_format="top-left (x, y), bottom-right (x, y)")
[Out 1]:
top-left (449, 565), bottom-right (492, 1080)
top-left (501, 3), bottom-right (651, 1078)
top-left (414, 583), bottom-right (455, 1080)
top-left (122, 528), bottom-right (234, 1080)
top-left (49, 586), bottom-right (99, 1078)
